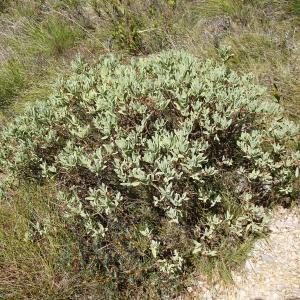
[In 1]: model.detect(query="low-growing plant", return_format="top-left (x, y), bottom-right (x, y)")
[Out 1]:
top-left (0, 51), bottom-right (299, 298)
top-left (291, 0), bottom-right (300, 15)
top-left (0, 59), bottom-right (25, 107)
top-left (27, 16), bottom-right (84, 56)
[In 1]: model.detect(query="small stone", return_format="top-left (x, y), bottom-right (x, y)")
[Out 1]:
top-left (261, 254), bottom-right (274, 263)
top-left (269, 292), bottom-right (281, 300)
top-left (238, 289), bottom-right (247, 299)
top-left (245, 260), bottom-right (253, 271)
top-left (187, 286), bottom-right (193, 293)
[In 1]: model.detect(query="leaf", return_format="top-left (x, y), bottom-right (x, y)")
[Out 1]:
top-left (150, 240), bottom-right (160, 258)
top-left (121, 181), bottom-right (141, 187)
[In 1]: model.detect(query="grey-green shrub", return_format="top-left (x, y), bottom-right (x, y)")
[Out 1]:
top-left (1, 51), bottom-right (299, 296)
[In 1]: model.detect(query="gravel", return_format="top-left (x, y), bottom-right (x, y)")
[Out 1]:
top-left (180, 206), bottom-right (300, 300)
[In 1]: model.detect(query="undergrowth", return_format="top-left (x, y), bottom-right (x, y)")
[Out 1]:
top-left (0, 183), bottom-right (105, 299)
top-left (0, 1), bottom-right (87, 114)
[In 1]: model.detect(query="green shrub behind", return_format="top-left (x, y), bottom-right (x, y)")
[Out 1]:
top-left (1, 51), bottom-right (299, 297)
top-left (90, 0), bottom-right (183, 54)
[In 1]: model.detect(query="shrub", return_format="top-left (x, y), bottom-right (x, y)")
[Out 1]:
top-left (0, 51), bottom-right (299, 297)
top-left (90, 0), bottom-right (183, 54)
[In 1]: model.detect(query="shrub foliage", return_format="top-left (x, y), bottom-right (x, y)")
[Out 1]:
top-left (0, 51), bottom-right (299, 296)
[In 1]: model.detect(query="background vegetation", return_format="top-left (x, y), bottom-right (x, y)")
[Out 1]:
top-left (0, 0), bottom-right (299, 299)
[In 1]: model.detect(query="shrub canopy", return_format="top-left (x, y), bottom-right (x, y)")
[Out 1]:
top-left (1, 51), bottom-right (299, 294)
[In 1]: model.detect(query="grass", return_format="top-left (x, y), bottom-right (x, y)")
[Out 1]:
top-left (0, 59), bottom-right (25, 107)
top-left (186, 0), bottom-right (300, 124)
top-left (0, 183), bottom-right (69, 298)
top-left (0, 0), bottom-right (299, 298)
top-left (196, 0), bottom-right (246, 20)
top-left (0, 182), bottom-right (106, 299)
top-left (0, 1), bottom-right (88, 121)
top-left (291, 0), bottom-right (300, 15)
top-left (26, 16), bottom-right (84, 57)
top-left (194, 237), bottom-right (256, 284)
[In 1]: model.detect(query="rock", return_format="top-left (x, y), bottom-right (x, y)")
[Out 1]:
top-left (245, 260), bottom-right (253, 271)
top-left (261, 254), bottom-right (274, 263)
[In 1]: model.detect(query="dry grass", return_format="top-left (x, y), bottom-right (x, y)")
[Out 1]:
top-left (182, 0), bottom-right (300, 124)
top-left (1, 0), bottom-right (297, 121)
top-left (0, 0), bottom-right (88, 120)
top-left (0, 182), bottom-right (107, 299)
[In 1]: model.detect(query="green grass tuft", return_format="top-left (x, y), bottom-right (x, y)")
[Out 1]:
top-left (291, 0), bottom-right (300, 15)
top-left (0, 59), bottom-right (25, 107)
top-left (27, 16), bottom-right (84, 56)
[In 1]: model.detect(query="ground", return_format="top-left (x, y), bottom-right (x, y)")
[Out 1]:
top-left (181, 207), bottom-right (300, 300)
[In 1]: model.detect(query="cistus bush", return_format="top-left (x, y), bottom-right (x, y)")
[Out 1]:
top-left (0, 51), bottom-right (299, 297)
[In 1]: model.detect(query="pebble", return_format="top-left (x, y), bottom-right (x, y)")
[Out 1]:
top-left (261, 254), bottom-right (274, 263)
